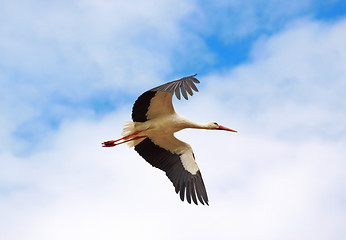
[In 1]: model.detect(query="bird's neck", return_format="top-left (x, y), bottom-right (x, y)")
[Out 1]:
top-left (183, 119), bottom-right (211, 130)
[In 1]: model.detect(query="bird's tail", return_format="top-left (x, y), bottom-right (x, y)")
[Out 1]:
top-left (122, 121), bottom-right (145, 147)
top-left (122, 121), bottom-right (135, 137)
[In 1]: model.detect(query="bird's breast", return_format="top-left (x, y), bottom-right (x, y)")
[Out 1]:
top-left (144, 114), bottom-right (187, 137)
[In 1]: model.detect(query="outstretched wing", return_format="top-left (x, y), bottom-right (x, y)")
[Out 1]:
top-left (134, 136), bottom-right (209, 205)
top-left (150, 74), bottom-right (200, 100)
top-left (132, 74), bottom-right (200, 122)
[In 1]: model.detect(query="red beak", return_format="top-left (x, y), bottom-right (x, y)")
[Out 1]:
top-left (218, 125), bottom-right (237, 132)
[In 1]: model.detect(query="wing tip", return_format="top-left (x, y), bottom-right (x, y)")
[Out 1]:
top-left (173, 171), bottom-right (209, 206)
top-left (177, 74), bottom-right (200, 100)
top-left (150, 74), bottom-right (200, 100)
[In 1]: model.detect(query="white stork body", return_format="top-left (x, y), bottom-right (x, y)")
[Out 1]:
top-left (103, 75), bottom-right (237, 205)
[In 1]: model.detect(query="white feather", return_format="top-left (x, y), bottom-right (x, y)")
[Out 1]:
top-left (121, 121), bottom-right (145, 147)
top-left (180, 151), bottom-right (199, 174)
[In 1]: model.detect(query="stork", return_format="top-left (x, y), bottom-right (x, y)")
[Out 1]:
top-left (102, 74), bottom-right (237, 205)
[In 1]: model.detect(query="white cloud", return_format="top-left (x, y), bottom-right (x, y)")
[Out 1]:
top-left (1, 0), bottom-right (201, 98)
top-left (0, 0), bottom-right (198, 154)
top-left (199, 18), bottom-right (346, 140)
top-left (1, 117), bottom-right (345, 239)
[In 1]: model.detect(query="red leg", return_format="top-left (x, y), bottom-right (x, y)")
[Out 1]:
top-left (102, 136), bottom-right (146, 147)
top-left (102, 130), bottom-right (143, 146)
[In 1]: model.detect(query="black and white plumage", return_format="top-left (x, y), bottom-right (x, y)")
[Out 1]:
top-left (102, 74), bottom-right (237, 205)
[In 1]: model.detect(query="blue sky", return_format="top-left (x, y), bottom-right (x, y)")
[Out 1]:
top-left (1, 0), bottom-right (346, 239)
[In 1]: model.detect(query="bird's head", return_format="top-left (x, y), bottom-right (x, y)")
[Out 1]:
top-left (208, 122), bottom-right (237, 132)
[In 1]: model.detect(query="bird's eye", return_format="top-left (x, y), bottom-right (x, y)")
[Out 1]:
top-left (213, 122), bottom-right (218, 126)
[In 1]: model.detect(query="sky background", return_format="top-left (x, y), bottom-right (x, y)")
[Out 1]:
top-left (1, 0), bottom-right (346, 239)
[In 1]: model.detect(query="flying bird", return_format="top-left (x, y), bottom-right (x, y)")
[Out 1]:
top-left (102, 74), bottom-right (237, 205)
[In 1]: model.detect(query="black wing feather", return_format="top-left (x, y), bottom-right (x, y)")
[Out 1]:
top-left (151, 74), bottom-right (199, 100)
top-left (190, 178), bottom-right (198, 205)
top-left (134, 138), bottom-right (208, 205)
top-left (184, 81), bottom-right (193, 96)
top-left (132, 91), bottom-right (156, 122)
